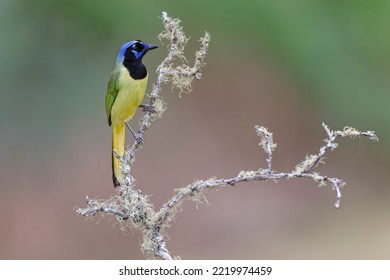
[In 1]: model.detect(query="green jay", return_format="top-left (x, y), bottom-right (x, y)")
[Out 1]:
top-left (105, 40), bottom-right (158, 187)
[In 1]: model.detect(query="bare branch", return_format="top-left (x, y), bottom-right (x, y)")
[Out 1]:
top-left (75, 11), bottom-right (378, 259)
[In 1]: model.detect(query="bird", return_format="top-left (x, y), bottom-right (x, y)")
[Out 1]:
top-left (105, 40), bottom-right (158, 187)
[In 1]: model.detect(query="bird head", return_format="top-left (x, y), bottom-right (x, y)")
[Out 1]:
top-left (117, 40), bottom-right (158, 63)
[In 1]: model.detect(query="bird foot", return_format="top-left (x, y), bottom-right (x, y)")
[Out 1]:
top-left (126, 122), bottom-right (144, 145)
top-left (139, 104), bottom-right (156, 114)
top-left (133, 132), bottom-right (144, 145)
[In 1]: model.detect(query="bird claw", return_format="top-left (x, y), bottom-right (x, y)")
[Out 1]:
top-left (126, 122), bottom-right (144, 145)
top-left (133, 132), bottom-right (144, 145)
top-left (139, 104), bottom-right (156, 114)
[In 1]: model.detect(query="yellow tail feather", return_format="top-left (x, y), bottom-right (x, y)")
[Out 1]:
top-left (112, 124), bottom-right (125, 187)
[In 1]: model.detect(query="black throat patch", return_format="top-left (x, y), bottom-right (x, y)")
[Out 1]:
top-left (123, 59), bottom-right (147, 80)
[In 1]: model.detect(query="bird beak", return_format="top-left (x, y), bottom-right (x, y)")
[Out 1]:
top-left (145, 44), bottom-right (159, 51)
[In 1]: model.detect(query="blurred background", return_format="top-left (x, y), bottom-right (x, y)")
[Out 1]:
top-left (1, 0), bottom-right (389, 259)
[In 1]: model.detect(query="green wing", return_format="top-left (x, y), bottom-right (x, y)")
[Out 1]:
top-left (105, 67), bottom-right (120, 126)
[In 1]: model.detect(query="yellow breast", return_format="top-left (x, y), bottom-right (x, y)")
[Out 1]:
top-left (110, 66), bottom-right (148, 125)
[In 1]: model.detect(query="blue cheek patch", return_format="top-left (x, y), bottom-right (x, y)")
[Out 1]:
top-left (132, 50), bottom-right (144, 59)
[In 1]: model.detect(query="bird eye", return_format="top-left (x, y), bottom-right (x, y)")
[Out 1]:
top-left (131, 42), bottom-right (143, 52)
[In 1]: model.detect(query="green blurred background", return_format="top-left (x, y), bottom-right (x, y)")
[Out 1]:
top-left (1, 0), bottom-right (389, 259)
